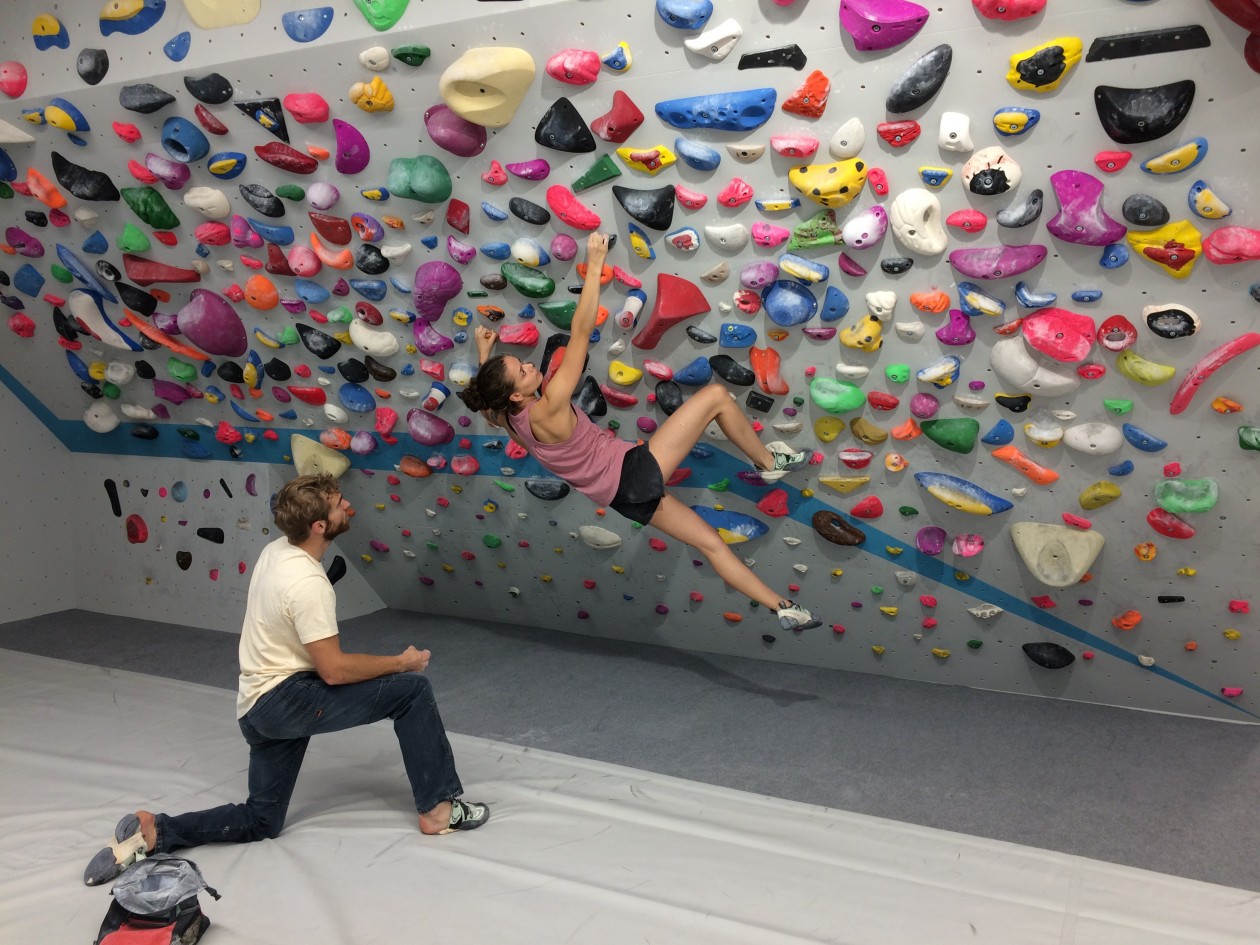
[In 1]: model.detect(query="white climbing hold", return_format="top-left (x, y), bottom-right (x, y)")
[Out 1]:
top-left (84, 402), bottom-right (120, 433)
top-left (683, 17), bottom-right (744, 62)
top-left (579, 525), bottom-right (623, 550)
top-left (968, 604), bottom-right (1003, 618)
top-left (1010, 522), bottom-right (1104, 588)
top-left (290, 433), bottom-right (351, 478)
top-left (828, 117), bottom-right (865, 160)
top-left (349, 319), bottom-right (401, 358)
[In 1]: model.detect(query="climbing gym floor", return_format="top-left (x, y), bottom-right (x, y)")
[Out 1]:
top-left (2, 612), bottom-right (1260, 945)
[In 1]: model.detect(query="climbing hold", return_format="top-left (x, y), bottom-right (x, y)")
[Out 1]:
top-left (875, 120), bottom-right (920, 147)
top-left (1063, 422), bottom-right (1123, 455)
top-left (812, 510), bottom-right (865, 546)
top-left (1022, 642), bottom-right (1075, 669)
top-left (1045, 170), bottom-right (1126, 246)
top-left (963, 146), bottom-right (1021, 196)
top-left (992, 445), bottom-right (1059, 484)
top-left (656, 89), bottom-right (777, 132)
top-left (915, 472), bottom-right (1013, 514)
top-left (839, 0), bottom-right (929, 51)
top-left (1168, 333), bottom-right (1260, 414)
top-left (949, 245), bottom-right (1047, 280)
top-left (920, 418), bottom-right (979, 453)
top-left (613, 184), bottom-right (675, 231)
top-left (1094, 81), bottom-right (1195, 144)
top-left (282, 7), bottom-right (334, 42)
top-left (888, 189), bottom-right (946, 255)
top-left (782, 69), bottom-right (830, 118)
top-left (1204, 226), bottom-right (1260, 264)
top-left (992, 107), bottom-right (1039, 137)
top-left (1143, 304), bottom-right (1199, 340)
top-left (1141, 138), bottom-right (1209, 176)
top-left (1007, 37), bottom-right (1083, 93)
top-left (1187, 179), bottom-right (1232, 220)
top-left (1147, 507), bottom-right (1195, 539)
top-left (1116, 349), bottom-right (1176, 386)
top-left (886, 44), bottom-right (951, 113)
top-left (1122, 422), bottom-right (1168, 452)
top-left (32, 13), bottom-right (71, 51)
top-left (351, 0), bottom-right (408, 31)
top-left (386, 155), bottom-right (452, 202)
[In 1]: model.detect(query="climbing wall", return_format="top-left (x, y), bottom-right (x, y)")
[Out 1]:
top-left (2, 0), bottom-right (1260, 722)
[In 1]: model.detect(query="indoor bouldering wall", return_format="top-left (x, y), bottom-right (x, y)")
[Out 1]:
top-left (1, 0), bottom-right (1259, 722)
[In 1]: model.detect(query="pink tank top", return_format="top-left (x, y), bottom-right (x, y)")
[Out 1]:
top-left (507, 399), bottom-right (633, 505)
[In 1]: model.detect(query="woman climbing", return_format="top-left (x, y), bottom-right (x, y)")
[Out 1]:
top-left (457, 232), bottom-right (822, 632)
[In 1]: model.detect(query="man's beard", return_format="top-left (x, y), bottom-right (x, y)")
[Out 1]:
top-left (323, 517), bottom-right (350, 540)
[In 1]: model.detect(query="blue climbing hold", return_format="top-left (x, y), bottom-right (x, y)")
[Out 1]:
top-left (278, 408), bottom-right (298, 420)
top-left (656, 0), bottom-right (713, 31)
top-left (690, 505), bottom-right (769, 541)
top-left (0, 147), bottom-right (15, 182)
top-left (82, 230), bottom-right (108, 255)
top-left (480, 241), bottom-right (511, 260)
top-left (674, 136), bottom-right (722, 171)
top-left (674, 356), bottom-right (714, 386)
top-left (231, 401), bottom-right (260, 422)
top-left (170, 480), bottom-right (188, 503)
top-left (1071, 288), bottom-right (1103, 303)
top-left (1099, 241), bottom-right (1130, 269)
top-left (656, 89), bottom-right (777, 132)
top-left (518, 303), bottom-right (536, 320)
top-left (58, 244), bottom-right (118, 302)
top-left (163, 31), bottom-right (191, 61)
top-left (761, 279), bottom-right (818, 327)
top-left (282, 7), bottom-right (335, 43)
top-left (13, 264), bottom-right (44, 297)
top-left (194, 243), bottom-right (210, 258)
top-left (689, 442), bottom-right (715, 459)
top-left (295, 279), bottom-right (330, 303)
top-left (719, 324), bottom-right (757, 348)
top-left (207, 151), bottom-right (248, 180)
top-left (1109, 459), bottom-right (1135, 476)
top-left (481, 202), bottom-right (509, 222)
top-left (981, 418), bottom-right (1015, 445)
top-left (66, 350), bottom-right (92, 382)
top-left (820, 285), bottom-right (850, 322)
top-left (100, 0), bottom-right (166, 36)
top-left (1014, 281), bottom-right (1056, 308)
top-left (420, 235), bottom-right (439, 249)
top-left (350, 279), bottom-right (388, 301)
top-left (602, 43), bottom-right (631, 72)
top-left (248, 217), bottom-right (294, 245)
top-left (339, 383), bottom-right (377, 413)
top-left (160, 116), bottom-right (210, 163)
top-left (1122, 423), bottom-right (1167, 452)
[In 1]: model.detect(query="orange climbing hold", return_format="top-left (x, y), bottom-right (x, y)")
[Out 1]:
top-left (891, 418), bottom-right (921, 440)
top-left (910, 289), bottom-right (950, 313)
top-left (781, 69), bottom-right (831, 118)
top-left (749, 345), bottom-right (789, 395)
top-left (27, 168), bottom-right (67, 209)
top-left (990, 445), bottom-right (1059, 484)
top-left (1112, 610), bottom-right (1143, 631)
top-left (399, 455), bottom-right (432, 478)
top-left (722, 612), bottom-right (744, 623)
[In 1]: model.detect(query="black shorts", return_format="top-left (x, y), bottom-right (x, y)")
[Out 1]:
top-left (608, 444), bottom-right (665, 526)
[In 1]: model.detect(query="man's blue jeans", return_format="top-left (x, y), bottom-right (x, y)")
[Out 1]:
top-left (153, 671), bottom-right (463, 853)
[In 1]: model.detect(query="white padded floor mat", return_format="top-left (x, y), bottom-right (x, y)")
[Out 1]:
top-left (2, 649), bottom-right (1255, 945)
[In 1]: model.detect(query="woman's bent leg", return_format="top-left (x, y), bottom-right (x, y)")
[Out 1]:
top-left (648, 384), bottom-right (774, 479)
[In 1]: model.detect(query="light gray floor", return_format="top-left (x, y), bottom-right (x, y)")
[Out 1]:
top-left (4, 608), bottom-right (1259, 892)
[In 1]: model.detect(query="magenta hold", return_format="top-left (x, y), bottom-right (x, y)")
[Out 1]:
top-left (423, 104), bottom-right (487, 157)
top-left (550, 233), bottom-right (578, 261)
top-left (655, 604), bottom-right (670, 615)
top-left (839, 0), bottom-right (931, 51)
top-left (152, 310), bottom-right (180, 334)
top-left (412, 260), bottom-right (463, 319)
top-left (332, 278), bottom-right (350, 296)
top-left (307, 181), bottom-right (340, 210)
top-left (936, 308), bottom-right (976, 346)
top-left (801, 327), bottom-right (837, 341)
top-left (144, 152), bottom-right (191, 189)
top-left (915, 525), bottom-right (947, 555)
top-left (279, 298), bottom-right (306, 314)
top-left (837, 252), bottom-right (868, 277)
top-left (369, 538), bottom-right (390, 553)
top-left (177, 288), bottom-right (247, 356)
top-left (968, 380), bottom-right (985, 391)
top-left (740, 260), bottom-right (779, 289)
top-left (637, 416), bottom-right (658, 434)
top-left (505, 158), bottom-right (551, 181)
top-left (5, 226), bottom-right (44, 257)
top-left (949, 244), bottom-right (1048, 280)
top-left (230, 215), bottom-right (262, 248)
top-left (578, 610), bottom-right (590, 619)
top-left (406, 406), bottom-right (455, 446)
top-left (783, 406), bottom-right (799, 416)
top-left (909, 392), bottom-right (939, 418)
top-left (447, 235), bottom-right (476, 265)
top-left (412, 319), bottom-right (454, 356)
top-left (153, 379), bottom-right (194, 404)
top-left (332, 118), bottom-right (371, 175)
top-left (1045, 169), bottom-right (1127, 247)
top-left (419, 575), bottom-right (435, 585)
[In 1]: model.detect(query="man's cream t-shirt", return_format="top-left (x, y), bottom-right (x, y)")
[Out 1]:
top-left (237, 537), bottom-right (338, 718)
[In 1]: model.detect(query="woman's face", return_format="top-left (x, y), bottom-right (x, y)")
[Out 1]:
top-left (503, 355), bottom-right (542, 400)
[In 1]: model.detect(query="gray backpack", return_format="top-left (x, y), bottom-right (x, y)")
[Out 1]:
top-left (94, 855), bottom-right (220, 945)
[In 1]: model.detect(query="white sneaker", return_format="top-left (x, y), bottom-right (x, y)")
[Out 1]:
top-left (777, 600), bottom-right (821, 631)
top-left (760, 441), bottom-right (808, 482)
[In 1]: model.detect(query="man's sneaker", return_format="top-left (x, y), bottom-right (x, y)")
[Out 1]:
top-left (777, 600), bottom-right (822, 632)
top-left (760, 441), bottom-right (808, 482)
top-left (440, 798), bottom-right (490, 834)
top-left (84, 813), bottom-right (149, 886)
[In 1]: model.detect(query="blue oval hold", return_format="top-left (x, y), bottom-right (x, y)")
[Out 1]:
top-left (339, 383), bottom-right (376, 413)
top-left (690, 505), bottom-right (769, 541)
top-left (481, 202), bottom-right (509, 222)
top-left (1014, 280), bottom-right (1056, 307)
top-left (517, 303), bottom-right (536, 320)
top-left (1099, 241), bottom-right (1130, 269)
top-left (674, 356), bottom-right (714, 386)
top-left (163, 31), bottom-right (191, 61)
top-left (1071, 288), bottom-right (1103, 303)
top-left (762, 279), bottom-right (818, 327)
top-left (349, 279), bottom-right (388, 301)
top-left (0, 147), bottom-right (16, 182)
top-left (1122, 422), bottom-right (1167, 452)
top-left (719, 323), bottom-right (757, 348)
top-left (278, 408), bottom-right (298, 420)
top-left (1109, 459), bottom-right (1135, 476)
top-left (295, 278), bottom-right (330, 303)
top-left (282, 7), bottom-right (335, 43)
top-left (200, 360), bottom-right (216, 378)
top-left (820, 285), bottom-right (849, 322)
top-left (674, 136), bottom-right (722, 171)
top-left (656, 89), bottom-right (777, 132)
top-left (160, 116), bottom-right (209, 163)
top-left (656, 0), bottom-right (713, 31)
top-left (689, 442), bottom-right (715, 459)
top-left (247, 217), bottom-right (293, 244)
top-left (981, 418), bottom-right (1015, 445)
top-left (82, 230), bottom-right (108, 255)
top-left (480, 241), bottom-right (511, 259)
top-left (171, 480), bottom-right (189, 503)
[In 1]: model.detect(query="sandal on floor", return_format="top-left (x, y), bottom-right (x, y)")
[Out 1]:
top-left (83, 814), bottom-right (149, 887)
top-left (439, 798), bottom-right (490, 834)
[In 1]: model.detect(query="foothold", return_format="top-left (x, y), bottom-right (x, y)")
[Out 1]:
top-left (738, 44), bottom-right (807, 71)
top-left (282, 7), bottom-right (335, 43)
top-left (656, 89), bottom-right (777, 132)
top-left (235, 97), bottom-right (289, 142)
top-left (1023, 642), bottom-right (1075, 669)
top-left (949, 245), bottom-right (1047, 280)
top-left (915, 472), bottom-right (1013, 515)
top-left (184, 72), bottom-right (233, 105)
top-left (1008, 37), bottom-right (1083, 93)
top-left (886, 44), bottom-right (952, 113)
top-left (1094, 150), bottom-right (1132, 174)
top-left (839, 0), bottom-right (929, 51)
top-left (993, 107), bottom-right (1039, 137)
top-left (119, 83), bottom-right (176, 114)
top-left (812, 510), bottom-right (866, 546)
top-left (1094, 81), bottom-right (1195, 144)
top-left (1141, 138), bottom-right (1209, 176)
top-left (1187, 179), bottom-right (1232, 220)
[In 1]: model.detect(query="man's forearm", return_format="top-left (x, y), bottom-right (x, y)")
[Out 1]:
top-left (320, 651), bottom-right (404, 685)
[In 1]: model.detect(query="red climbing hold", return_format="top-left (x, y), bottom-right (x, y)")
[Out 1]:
top-left (632, 273), bottom-right (710, 350)
top-left (125, 514), bottom-right (149, 543)
top-left (851, 496), bottom-right (884, 519)
top-left (757, 488), bottom-right (790, 517)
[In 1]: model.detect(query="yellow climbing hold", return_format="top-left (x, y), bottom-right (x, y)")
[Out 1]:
top-left (1116, 349), bottom-right (1177, 386)
top-left (717, 528), bottom-right (748, 545)
top-left (931, 648), bottom-right (951, 659)
top-left (879, 606), bottom-right (898, 616)
top-left (442, 563), bottom-right (455, 573)
top-left (886, 546), bottom-right (903, 556)
top-left (373, 503), bottom-right (385, 511)
top-left (1176, 567), bottom-right (1197, 576)
top-left (814, 416), bottom-right (847, 442)
top-left (349, 75), bottom-right (395, 112)
top-left (954, 570), bottom-right (971, 582)
top-left (871, 645), bottom-right (886, 656)
top-left (360, 554), bottom-right (374, 563)
top-left (1224, 629), bottom-right (1242, 640)
top-left (540, 574), bottom-right (553, 583)
top-left (840, 314), bottom-right (884, 351)
top-left (616, 144), bottom-right (676, 175)
top-left (1007, 37), bottom-right (1083, 94)
top-left (788, 158), bottom-right (869, 209)
top-left (831, 568), bottom-right (844, 577)
top-left (819, 475), bottom-right (870, 495)
top-left (850, 417), bottom-right (889, 445)
top-left (1125, 219), bottom-right (1202, 279)
top-left (1079, 481), bottom-right (1121, 510)
top-left (800, 487), bottom-right (815, 498)
top-left (608, 360), bottom-right (643, 385)
top-left (1143, 140), bottom-right (1208, 175)
top-left (611, 565), bottom-right (625, 573)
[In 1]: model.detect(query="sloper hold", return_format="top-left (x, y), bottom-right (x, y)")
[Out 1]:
top-left (100, 0), bottom-right (167, 36)
top-left (184, 73), bottom-right (233, 105)
top-left (439, 47), bottom-right (536, 128)
top-left (182, 0), bottom-right (260, 29)
top-left (291, 433), bottom-right (351, 477)
top-left (613, 185), bottom-right (675, 231)
top-left (1087, 26), bottom-right (1210, 62)
top-left (656, 89), bottom-right (777, 132)
top-left (119, 83), bottom-right (176, 114)
top-left (77, 48), bottom-right (109, 85)
top-left (656, 0), bottom-right (713, 31)
top-left (1007, 37), bottom-right (1083, 93)
top-left (235, 98), bottom-right (289, 143)
top-left (632, 273), bottom-right (710, 349)
top-left (738, 45), bottom-right (807, 71)
top-left (1011, 522), bottom-right (1104, 587)
top-left (282, 7), bottom-right (335, 42)
top-left (1022, 642), bottom-right (1075, 670)
top-left (534, 97), bottom-right (596, 153)
top-left (353, 0), bottom-right (410, 30)
top-left (1094, 81), bottom-right (1195, 144)
top-left (915, 472), bottom-right (1013, 514)
top-left (51, 152), bottom-right (120, 201)
top-left (839, 0), bottom-right (929, 52)
top-left (886, 44), bottom-right (952, 114)
top-left (949, 245), bottom-right (1047, 280)
top-left (1045, 170), bottom-right (1126, 246)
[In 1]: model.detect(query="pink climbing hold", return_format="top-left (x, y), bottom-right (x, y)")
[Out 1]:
top-left (451, 455), bottom-right (480, 475)
top-left (769, 135), bottom-right (820, 159)
top-left (648, 537), bottom-right (668, 551)
top-left (8, 312), bottom-right (35, 337)
top-left (757, 489), bottom-right (790, 517)
top-left (949, 245), bottom-right (1048, 280)
top-left (674, 184), bottom-right (708, 210)
top-left (946, 208), bottom-right (987, 233)
top-left (1022, 308), bottom-right (1097, 362)
top-left (1031, 595), bottom-right (1056, 609)
top-left (1221, 687), bottom-right (1244, 698)
top-left (0, 61), bottom-right (29, 98)
top-left (545, 48), bottom-right (601, 85)
top-left (546, 185), bottom-right (601, 230)
top-left (113, 121), bottom-right (142, 143)
top-left (920, 595), bottom-right (937, 608)
top-left (718, 178), bottom-right (754, 207)
top-left (752, 222), bottom-right (791, 247)
top-left (837, 252), bottom-right (867, 277)
top-left (482, 160), bottom-right (507, 185)
top-left (851, 496), bottom-right (884, 518)
top-left (971, 0), bottom-right (1045, 19)
top-left (499, 323), bottom-right (540, 346)
top-left (1203, 226), bottom-right (1260, 264)
top-left (1228, 600), bottom-right (1250, 613)
top-left (1045, 170), bottom-right (1127, 246)
top-left (284, 92), bottom-right (330, 123)
top-left (370, 539), bottom-right (391, 553)
top-left (839, 0), bottom-right (930, 51)
top-left (936, 309), bottom-right (976, 346)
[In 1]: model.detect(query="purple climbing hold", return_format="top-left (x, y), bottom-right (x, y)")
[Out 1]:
top-left (412, 260), bottom-right (463, 319)
top-left (177, 289), bottom-right (247, 356)
top-left (406, 406), bottom-right (455, 445)
top-left (936, 308), bottom-right (976, 346)
top-left (839, 0), bottom-right (929, 52)
top-left (423, 104), bottom-right (487, 157)
top-left (1045, 169), bottom-right (1127, 246)
top-left (915, 525), bottom-right (947, 555)
top-left (412, 319), bottom-right (454, 356)
top-left (949, 245), bottom-right (1047, 280)
top-left (505, 158), bottom-right (551, 181)
top-left (332, 118), bottom-right (370, 175)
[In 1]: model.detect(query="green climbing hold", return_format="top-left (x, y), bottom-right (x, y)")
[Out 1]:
top-left (967, 639), bottom-right (983, 649)
top-left (326, 305), bottom-right (353, 323)
top-left (50, 264), bottom-right (73, 283)
top-left (1239, 426), bottom-right (1260, 451)
top-left (466, 290), bottom-right (488, 298)
top-left (120, 186), bottom-right (180, 229)
top-left (102, 381), bottom-right (120, 399)
top-left (1154, 478), bottom-right (1218, 514)
top-left (920, 417), bottom-right (979, 454)
top-left (1103, 398), bottom-right (1134, 415)
top-left (386, 155), bottom-right (452, 203)
top-left (275, 183), bottom-right (306, 200)
top-left (0, 182), bottom-right (12, 199)
top-left (573, 153), bottom-right (622, 192)
top-left (871, 585), bottom-right (884, 595)
top-left (483, 534), bottom-right (503, 548)
top-left (502, 262), bottom-right (556, 299)
top-left (167, 357), bottom-right (197, 382)
top-left (391, 43), bottom-right (431, 66)
top-left (117, 222), bottom-right (150, 253)
top-left (277, 325), bottom-right (300, 346)
top-left (537, 300), bottom-right (575, 327)
top-left (354, 0), bottom-right (410, 31)
top-left (707, 478), bottom-right (731, 492)
top-left (787, 208), bottom-right (841, 250)
top-left (607, 419), bottom-right (620, 431)
top-left (425, 541), bottom-right (439, 551)
top-left (885, 363), bottom-right (910, 383)
top-left (898, 505), bottom-right (918, 516)
top-left (493, 480), bottom-right (516, 493)
top-left (176, 427), bottom-right (200, 440)
top-left (810, 377), bottom-right (866, 414)
top-left (792, 396), bottom-right (805, 407)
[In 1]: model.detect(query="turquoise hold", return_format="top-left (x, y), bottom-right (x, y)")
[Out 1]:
top-left (386, 155), bottom-right (452, 202)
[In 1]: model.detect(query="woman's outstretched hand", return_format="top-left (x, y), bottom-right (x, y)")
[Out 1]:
top-left (474, 325), bottom-right (498, 362)
top-left (586, 231), bottom-right (609, 268)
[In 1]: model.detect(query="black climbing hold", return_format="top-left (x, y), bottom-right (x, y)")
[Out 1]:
top-left (1094, 81), bottom-right (1195, 145)
top-left (264, 357), bottom-right (291, 381)
top-left (326, 554), bottom-right (346, 585)
top-left (239, 183), bottom-right (284, 218)
top-left (296, 323), bottom-right (341, 359)
top-left (175, 550), bottom-right (193, 571)
top-left (612, 184), bottom-right (676, 231)
top-left (1145, 305), bottom-right (1199, 339)
top-left (338, 357), bottom-right (369, 383)
top-left (709, 355), bottom-right (755, 386)
top-left (534, 97), bottom-right (596, 153)
top-left (525, 479), bottom-right (571, 501)
top-left (51, 151), bottom-right (121, 201)
top-left (746, 390), bottom-right (774, 412)
top-left (365, 356), bottom-right (396, 382)
top-left (184, 72), bottom-right (234, 105)
top-left (24, 211), bottom-right (48, 227)
top-left (574, 375), bottom-right (607, 417)
top-left (77, 48), bottom-right (110, 85)
top-left (95, 260), bottom-right (122, 283)
top-left (196, 527), bottom-right (225, 544)
top-left (1121, 193), bottom-right (1170, 227)
top-left (130, 424), bottom-right (159, 440)
top-left (509, 196), bottom-right (551, 226)
top-left (104, 478), bottom-right (121, 517)
top-left (1250, 283), bottom-right (1260, 304)
top-left (996, 189), bottom-right (1044, 228)
top-left (738, 44), bottom-right (808, 71)
top-left (119, 83), bottom-right (176, 114)
top-left (480, 273), bottom-right (507, 291)
top-left (117, 282), bottom-right (158, 315)
top-left (134, 360), bottom-right (156, 380)
top-left (686, 325), bottom-right (717, 344)
top-left (235, 97), bottom-right (289, 142)
top-left (880, 256), bottom-right (914, 274)
top-left (812, 509), bottom-right (866, 545)
top-left (1157, 595), bottom-right (1187, 603)
top-left (540, 332), bottom-right (572, 376)
top-left (968, 168), bottom-right (1013, 196)
top-left (138, 335), bottom-right (161, 351)
top-left (53, 306), bottom-right (80, 342)
top-left (354, 243), bottom-right (389, 275)
top-left (655, 379), bottom-right (684, 415)
top-left (761, 634), bottom-right (777, 644)
top-left (219, 478), bottom-right (233, 499)
top-left (1086, 25), bottom-right (1210, 62)
top-left (885, 44), bottom-right (952, 114)
top-left (81, 382), bottom-right (103, 399)
top-left (995, 394), bottom-right (1032, 413)
top-left (1022, 641), bottom-right (1075, 669)
top-left (1014, 45), bottom-right (1070, 89)
top-left (216, 361), bottom-right (245, 383)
